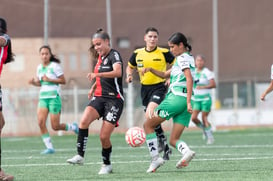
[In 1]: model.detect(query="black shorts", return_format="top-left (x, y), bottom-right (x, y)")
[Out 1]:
top-left (87, 96), bottom-right (124, 125)
top-left (141, 82), bottom-right (167, 111)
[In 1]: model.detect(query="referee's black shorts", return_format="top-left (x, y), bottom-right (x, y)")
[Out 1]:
top-left (141, 82), bottom-right (167, 111)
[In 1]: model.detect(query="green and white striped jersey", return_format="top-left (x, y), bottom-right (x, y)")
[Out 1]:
top-left (194, 67), bottom-right (215, 101)
top-left (168, 52), bottom-right (195, 97)
top-left (36, 62), bottom-right (63, 99)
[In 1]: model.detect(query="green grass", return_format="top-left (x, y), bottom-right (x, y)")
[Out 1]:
top-left (2, 127), bottom-right (273, 181)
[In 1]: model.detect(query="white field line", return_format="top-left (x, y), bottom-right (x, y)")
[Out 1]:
top-left (2, 144), bottom-right (273, 154)
top-left (3, 152), bottom-right (273, 160)
top-left (2, 156), bottom-right (273, 168)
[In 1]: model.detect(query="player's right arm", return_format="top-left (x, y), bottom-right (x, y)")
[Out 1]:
top-left (88, 82), bottom-right (96, 100)
top-left (126, 65), bottom-right (134, 83)
top-left (28, 77), bottom-right (41, 87)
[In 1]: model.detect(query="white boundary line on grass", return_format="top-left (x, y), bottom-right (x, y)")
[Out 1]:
top-left (3, 144), bottom-right (273, 153)
top-left (3, 156), bottom-right (273, 168)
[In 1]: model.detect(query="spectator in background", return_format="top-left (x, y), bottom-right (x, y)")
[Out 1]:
top-left (191, 54), bottom-right (216, 144)
top-left (0, 17), bottom-right (14, 181)
top-left (29, 45), bottom-right (78, 154)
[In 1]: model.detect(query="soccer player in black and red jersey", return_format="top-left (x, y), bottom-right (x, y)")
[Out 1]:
top-left (67, 29), bottom-right (124, 175)
top-left (0, 17), bottom-right (14, 181)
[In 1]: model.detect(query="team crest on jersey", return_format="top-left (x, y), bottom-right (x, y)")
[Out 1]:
top-left (103, 58), bottom-right (108, 65)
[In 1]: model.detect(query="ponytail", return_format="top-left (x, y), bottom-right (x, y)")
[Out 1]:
top-left (186, 43), bottom-right (192, 52)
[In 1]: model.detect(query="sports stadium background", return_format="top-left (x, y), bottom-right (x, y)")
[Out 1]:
top-left (1, 0), bottom-right (273, 136)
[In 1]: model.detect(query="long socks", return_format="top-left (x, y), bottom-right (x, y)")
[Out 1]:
top-left (77, 128), bottom-right (88, 157)
top-left (42, 133), bottom-right (53, 149)
top-left (146, 132), bottom-right (159, 159)
top-left (102, 146), bottom-right (112, 165)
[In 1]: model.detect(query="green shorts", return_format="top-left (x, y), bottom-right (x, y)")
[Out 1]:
top-left (193, 96), bottom-right (212, 112)
top-left (155, 92), bottom-right (192, 127)
top-left (38, 95), bottom-right (62, 114)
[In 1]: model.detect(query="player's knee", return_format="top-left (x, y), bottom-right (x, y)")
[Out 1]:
top-left (51, 124), bottom-right (60, 131)
top-left (100, 134), bottom-right (110, 143)
top-left (38, 119), bottom-right (46, 128)
top-left (191, 115), bottom-right (198, 121)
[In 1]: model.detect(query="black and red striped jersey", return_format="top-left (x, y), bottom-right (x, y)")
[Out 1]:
top-left (94, 49), bottom-right (124, 100)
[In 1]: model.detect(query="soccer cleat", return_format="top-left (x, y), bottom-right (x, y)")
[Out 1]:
top-left (207, 137), bottom-right (215, 145)
top-left (163, 145), bottom-right (172, 160)
top-left (176, 149), bottom-right (195, 169)
top-left (40, 148), bottom-right (55, 155)
top-left (72, 122), bottom-right (79, 134)
top-left (146, 157), bottom-right (165, 173)
top-left (98, 164), bottom-right (113, 175)
top-left (67, 155), bottom-right (84, 165)
top-left (0, 170), bottom-right (14, 181)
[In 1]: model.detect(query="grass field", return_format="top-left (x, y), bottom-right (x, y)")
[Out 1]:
top-left (2, 127), bottom-right (273, 181)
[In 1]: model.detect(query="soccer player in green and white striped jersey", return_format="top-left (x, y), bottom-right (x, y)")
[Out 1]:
top-left (142, 32), bottom-right (195, 173)
top-left (29, 45), bottom-right (78, 154)
top-left (191, 55), bottom-right (216, 144)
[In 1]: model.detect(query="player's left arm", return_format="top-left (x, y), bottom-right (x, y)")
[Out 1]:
top-left (184, 68), bottom-right (193, 113)
top-left (42, 74), bottom-right (66, 84)
top-left (42, 64), bottom-right (66, 84)
top-left (197, 79), bottom-right (216, 89)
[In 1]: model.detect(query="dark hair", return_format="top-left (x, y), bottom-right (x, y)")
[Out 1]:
top-left (0, 17), bottom-right (15, 64)
top-left (92, 28), bottom-right (110, 40)
top-left (89, 42), bottom-right (98, 59)
top-left (0, 17), bottom-right (7, 34)
top-left (168, 32), bottom-right (192, 52)
top-left (145, 27), bottom-right (159, 35)
top-left (39, 45), bottom-right (60, 63)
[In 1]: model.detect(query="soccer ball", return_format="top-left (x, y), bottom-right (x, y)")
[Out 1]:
top-left (125, 127), bottom-right (146, 147)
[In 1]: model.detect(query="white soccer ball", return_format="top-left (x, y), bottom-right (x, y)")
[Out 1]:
top-left (125, 127), bottom-right (146, 147)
